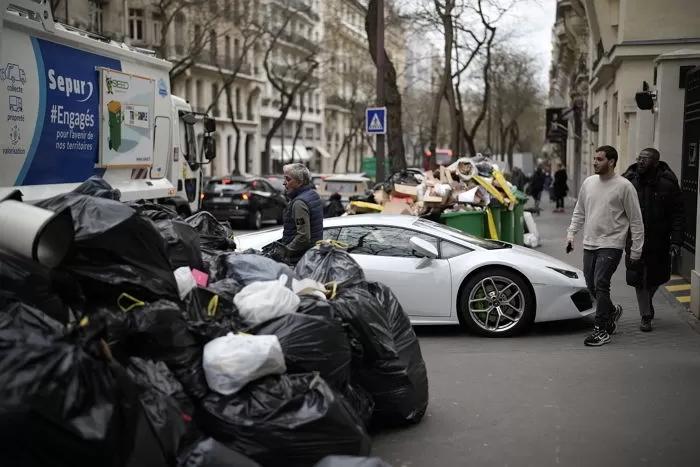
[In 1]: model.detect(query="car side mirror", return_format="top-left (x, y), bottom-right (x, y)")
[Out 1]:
top-left (410, 236), bottom-right (438, 259)
top-left (203, 135), bottom-right (216, 161)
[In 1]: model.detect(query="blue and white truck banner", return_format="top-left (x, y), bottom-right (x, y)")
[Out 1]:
top-left (1, 29), bottom-right (120, 186)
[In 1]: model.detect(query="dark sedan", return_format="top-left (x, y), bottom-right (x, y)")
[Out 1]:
top-left (201, 176), bottom-right (287, 229)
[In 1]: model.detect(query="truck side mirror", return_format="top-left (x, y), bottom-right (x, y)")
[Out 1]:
top-left (204, 117), bottom-right (216, 134)
top-left (204, 135), bottom-right (216, 161)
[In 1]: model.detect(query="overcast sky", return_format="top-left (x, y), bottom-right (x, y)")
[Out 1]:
top-left (499, 0), bottom-right (557, 87)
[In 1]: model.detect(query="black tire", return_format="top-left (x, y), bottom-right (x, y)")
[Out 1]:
top-left (247, 209), bottom-right (262, 230)
top-left (458, 267), bottom-right (535, 337)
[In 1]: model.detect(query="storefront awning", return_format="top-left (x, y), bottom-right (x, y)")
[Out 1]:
top-left (315, 145), bottom-right (332, 159)
top-left (270, 145), bottom-right (311, 162)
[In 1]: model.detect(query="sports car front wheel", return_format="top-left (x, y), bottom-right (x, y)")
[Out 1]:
top-left (459, 268), bottom-right (535, 337)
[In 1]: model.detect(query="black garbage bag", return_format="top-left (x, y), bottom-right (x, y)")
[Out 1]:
top-left (177, 438), bottom-right (262, 467)
top-left (314, 456), bottom-right (393, 467)
top-left (356, 283), bottom-right (428, 427)
top-left (185, 211), bottom-right (236, 252)
top-left (197, 373), bottom-right (371, 467)
top-left (295, 244), bottom-right (365, 290)
top-left (211, 252), bottom-right (295, 285)
top-left (0, 325), bottom-right (163, 467)
top-left (331, 288), bottom-right (397, 363)
top-left (128, 300), bottom-right (208, 400)
top-left (340, 383), bottom-right (374, 429)
top-left (126, 358), bottom-right (191, 464)
top-left (73, 176), bottom-right (121, 200)
top-left (182, 281), bottom-right (245, 343)
top-left (0, 252), bottom-right (81, 324)
top-left (297, 295), bottom-right (335, 319)
top-left (129, 202), bottom-right (180, 221)
top-left (36, 193), bottom-right (179, 303)
top-left (0, 300), bottom-right (65, 336)
top-left (251, 312), bottom-right (352, 388)
top-left (155, 219), bottom-right (205, 270)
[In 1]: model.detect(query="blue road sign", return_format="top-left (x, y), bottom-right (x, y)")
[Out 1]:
top-left (366, 107), bottom-right (387, 135)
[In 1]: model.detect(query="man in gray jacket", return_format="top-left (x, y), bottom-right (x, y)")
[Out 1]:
top-left (566, 145), bottom-right (644, 346)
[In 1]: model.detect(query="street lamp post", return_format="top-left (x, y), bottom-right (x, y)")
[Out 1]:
top-left (375, 0), bottom-right (386, 182)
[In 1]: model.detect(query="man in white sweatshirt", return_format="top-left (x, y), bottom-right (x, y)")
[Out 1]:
top-left (567, 145), bottom-right (644, 346)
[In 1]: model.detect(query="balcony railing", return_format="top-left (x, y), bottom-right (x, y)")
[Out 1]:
top-left (280, 31), bottom-right (320, 53)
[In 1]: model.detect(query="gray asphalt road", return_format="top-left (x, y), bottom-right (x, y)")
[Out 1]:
top-left (371, 203), bottom-right (700, 467)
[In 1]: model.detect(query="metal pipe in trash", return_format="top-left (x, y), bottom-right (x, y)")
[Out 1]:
top-left (0, 200), bottom-right (74, 268)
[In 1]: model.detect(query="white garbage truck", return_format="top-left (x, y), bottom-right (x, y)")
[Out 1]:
top-left (0, 0), bottom-right (216, 214)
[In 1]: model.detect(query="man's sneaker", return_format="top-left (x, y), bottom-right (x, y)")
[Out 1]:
top-left (584, 327), bottom-right (612, 347)
top-left (607, 305), bottom-right (624, 334)
top-left (640, 317), bottom-right (652, 332)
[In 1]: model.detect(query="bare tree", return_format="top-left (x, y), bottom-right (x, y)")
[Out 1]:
top-left (262, 2), bottom-right (320, 172)
top-left (365, 0), bottom-right (407, 172)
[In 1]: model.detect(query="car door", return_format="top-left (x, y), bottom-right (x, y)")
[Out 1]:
top-left (337, 225), bottom-right (453, 317)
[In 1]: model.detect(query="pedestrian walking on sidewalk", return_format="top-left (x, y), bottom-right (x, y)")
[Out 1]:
top-left (553, 163), bottom-right (568, 212)
top-left (622, 148), bottom-right (684, 332)
top-left (566, 146), bottom-right (645, 346)
top-left (527, 165), bottom-right (546, 214)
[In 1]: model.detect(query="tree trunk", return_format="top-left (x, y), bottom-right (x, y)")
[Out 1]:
top-left (365, 0), bottom-right (406, 172)
top-left (224, 83), bottom-right (241, 174)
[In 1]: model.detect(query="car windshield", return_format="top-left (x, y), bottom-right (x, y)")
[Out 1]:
top-left (413, 218), bottom-right (509, 250)
top-left (324, 181), bottom-right (362, 193)
top-left (206, 180), bottom-right (250, 192)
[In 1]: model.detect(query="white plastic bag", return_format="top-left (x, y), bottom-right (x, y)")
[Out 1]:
top-left (203, 332), bottom-right (287, 395)
top-left (233, 274), bottom-right (300, 326)
top-left (174, 266), bottom-right (197, 300)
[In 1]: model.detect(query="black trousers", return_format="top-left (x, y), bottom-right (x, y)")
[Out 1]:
top-left (583, 248), bottom-right (623, 329)
top-left (555, 197), bottom-right (564, 208)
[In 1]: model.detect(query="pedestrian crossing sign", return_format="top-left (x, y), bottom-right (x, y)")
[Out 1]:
top-left (366, 107), bottom-right (387, 135)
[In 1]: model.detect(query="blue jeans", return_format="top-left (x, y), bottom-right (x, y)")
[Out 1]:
top-left (583, 248), bottom-right (623, 330)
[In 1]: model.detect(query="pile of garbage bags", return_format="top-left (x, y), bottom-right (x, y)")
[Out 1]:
top-left (0, 178), bottom-right (428, 467)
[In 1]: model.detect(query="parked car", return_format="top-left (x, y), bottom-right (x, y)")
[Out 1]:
top-left (201, 176), bottom-right (287, 229)
top-left (318, 174), bottom-right (371, 205)
top-left (261, 174), bottom-right (285, 192)
top-left (234, 214), bottom-right (593, 336)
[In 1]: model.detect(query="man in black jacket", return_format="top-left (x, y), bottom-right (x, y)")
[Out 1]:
top-left (623, 148), bottom-right (684, 332)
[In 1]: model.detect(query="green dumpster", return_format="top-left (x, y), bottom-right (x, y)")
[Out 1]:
top-left (513, 190), bottom-right (528, 246)
top-left (500, 207), bottom-right (515, 243)
top-left (107, 100), bottom-right (122, 151)
top-left (440, 210), bottom-right (485, 238)
top-left (488, 203), bottom-right (502, 240)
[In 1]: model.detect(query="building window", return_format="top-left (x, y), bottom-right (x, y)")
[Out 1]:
top-left (88, 0), bottom-right (103, 34)
top-left (235, 88), bottom-right (242, 119)
top-left (305, 126), bottom-right (314, 140)
top-left (152, 13), bottom-right (163, 46)
top-left (185, 78), bottom-right (191, 101)
top-left (128, 9), bottom-right (144, 42)
top-left (195, 80), bottom-right (203, 112)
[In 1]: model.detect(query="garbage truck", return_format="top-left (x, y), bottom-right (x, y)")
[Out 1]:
top-left (0, 0), bottom-right (216, 214)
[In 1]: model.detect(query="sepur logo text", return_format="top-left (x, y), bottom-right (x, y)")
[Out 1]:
top-left (48, 69), bottom-right (93, 102)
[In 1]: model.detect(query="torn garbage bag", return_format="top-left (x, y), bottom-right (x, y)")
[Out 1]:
top-left (251, 312), bottom-right (351, 388)
top-left (211, 253), bottom-right (295, 285)
top-left (127, 300), bottom-right (208, 400)
top-left (203, 333), bottom-right (286, 396)
top-left (197, 373), bottom-right (371, 467)
top-left (233, 276), bottom-right (300, 327)
top-left (357, 283), bottom-right (429, 426)
top-left (295, 244), bottom-right (365, 290)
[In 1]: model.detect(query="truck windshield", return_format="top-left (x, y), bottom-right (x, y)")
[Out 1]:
top-left (182, 119), bottom-right (197, 163)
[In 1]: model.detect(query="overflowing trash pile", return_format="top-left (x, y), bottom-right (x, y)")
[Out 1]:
top-left (348, 155), bottom-right (519, 217)
top-left (0, 178), bottom-right (428, 467)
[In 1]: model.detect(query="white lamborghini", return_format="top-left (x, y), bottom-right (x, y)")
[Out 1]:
top-left (234, 214), bottom-right (594, 337)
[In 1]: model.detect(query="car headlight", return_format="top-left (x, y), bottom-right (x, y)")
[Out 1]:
top-left (547, 267), bottom-right (579, 279)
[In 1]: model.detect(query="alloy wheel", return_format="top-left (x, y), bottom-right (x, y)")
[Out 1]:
top-left (467, 276), bottom-right (525, 333)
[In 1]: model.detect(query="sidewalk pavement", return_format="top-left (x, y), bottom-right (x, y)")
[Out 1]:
top-left (530, 197), bottom-right (700, 341)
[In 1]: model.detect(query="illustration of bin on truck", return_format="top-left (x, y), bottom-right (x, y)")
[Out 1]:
top-left (107, 100), bottom-right (123, 150)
